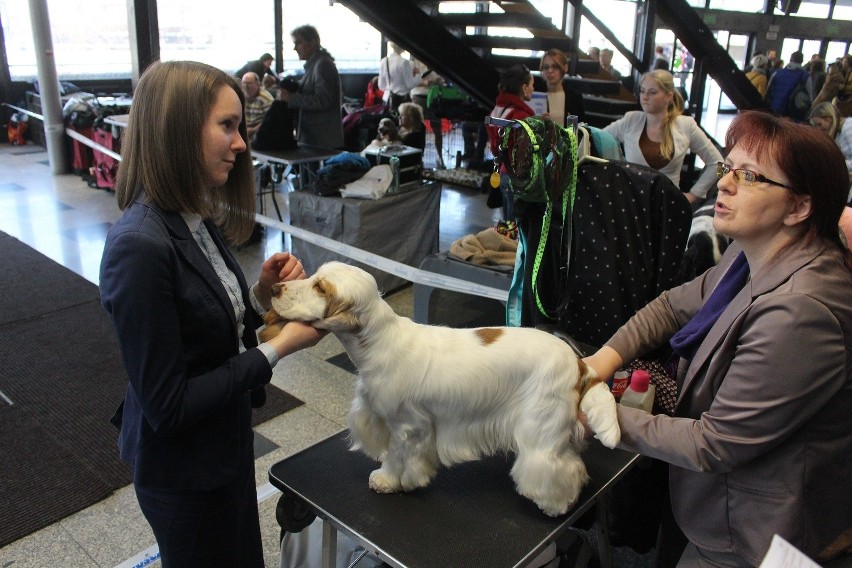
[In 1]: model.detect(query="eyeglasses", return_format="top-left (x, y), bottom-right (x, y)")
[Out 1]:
top-left (715, 162), bottom-right (793, 190)
top-left (540, 64), bottom-right (562, 72)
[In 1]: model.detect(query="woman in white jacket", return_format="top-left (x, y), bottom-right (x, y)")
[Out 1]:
top-left (604, 70), bottom-right (723, 203)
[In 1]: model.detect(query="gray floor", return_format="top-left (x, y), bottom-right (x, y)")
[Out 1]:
top-left (0, 141), bottom-right (501, 568)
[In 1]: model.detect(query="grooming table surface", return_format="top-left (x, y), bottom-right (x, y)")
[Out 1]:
top-left (269, 431), bottom-right (638, 568)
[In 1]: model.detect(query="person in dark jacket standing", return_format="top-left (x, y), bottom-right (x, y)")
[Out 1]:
top-left (765, 51), bottom-right (810, 121)
top-left (278, 25), bottom-right (343, 149)
top-left (100, 60), bottom-right (324, 567)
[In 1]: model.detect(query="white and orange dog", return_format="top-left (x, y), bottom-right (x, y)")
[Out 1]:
top-left (260, 262), bottom-right (620, 516)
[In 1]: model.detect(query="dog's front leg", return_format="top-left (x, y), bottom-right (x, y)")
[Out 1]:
top-left (369, 409), bottom-right (438, 494)
top-left (580, 382), bottom-right (621, 449)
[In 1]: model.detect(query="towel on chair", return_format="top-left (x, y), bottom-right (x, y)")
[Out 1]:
top-left (449, 228), bottom-right (517, 267)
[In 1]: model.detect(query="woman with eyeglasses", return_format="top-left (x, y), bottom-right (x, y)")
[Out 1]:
top-left (538, 48), bottom-right (586, 126)
top-left (582, 111), bottom-right (852, 567)
top-left (603, 69), bottom-right (723, 204)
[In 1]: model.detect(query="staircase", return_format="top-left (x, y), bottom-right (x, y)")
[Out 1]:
top-left (338, 0), bottom-right (636, 127)
top-left (337, 0), bottom-right (764, 128)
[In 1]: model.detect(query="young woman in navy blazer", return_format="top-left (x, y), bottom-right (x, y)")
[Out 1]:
top-left (100, 60), bottom-right (325, 567)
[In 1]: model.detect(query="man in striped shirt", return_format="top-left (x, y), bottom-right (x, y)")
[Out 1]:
top-left (241, 72), bottom-right (274, 138)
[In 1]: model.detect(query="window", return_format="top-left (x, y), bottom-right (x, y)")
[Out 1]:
top-left (826, 41), bottom-right (849, 63)
top-left (708, 0), bottom-right (765, 11)
top-left (578, 0), bottom-right (638, 77)
top-left (1, 0), bottom-right (131, 80)
top-left (157, 0), bottom-right (275, 75)
top-left (791, 0), bottom-right (831, 18)
top-left (279, 1), bottom-right (381, 74)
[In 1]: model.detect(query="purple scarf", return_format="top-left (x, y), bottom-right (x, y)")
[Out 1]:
top-left (670, 252), bottom-right (750, 361)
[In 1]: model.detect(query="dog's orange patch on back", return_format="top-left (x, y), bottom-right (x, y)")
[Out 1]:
top-left (574, 359), bottom-right (605, 396)
top-left (474, 328), bottom-right (504, 345)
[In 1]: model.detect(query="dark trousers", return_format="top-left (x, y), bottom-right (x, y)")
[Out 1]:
top-left (135, 468), bottom-right (263, 568)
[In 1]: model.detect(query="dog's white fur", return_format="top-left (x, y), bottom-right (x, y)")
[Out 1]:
top-left (261, 262), bottom-right (620, 516)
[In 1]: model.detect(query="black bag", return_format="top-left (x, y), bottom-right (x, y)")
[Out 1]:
top-left (252, 100), bottom-right (297, 151)
top-left (388, 91), bottom-right (410, 112)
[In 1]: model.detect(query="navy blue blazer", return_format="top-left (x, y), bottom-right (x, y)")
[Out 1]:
top-left (100, 200), bottom-right (271, 489)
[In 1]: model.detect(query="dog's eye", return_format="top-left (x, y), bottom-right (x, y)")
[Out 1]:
top-left (313, 281), bottom-right (326, 295)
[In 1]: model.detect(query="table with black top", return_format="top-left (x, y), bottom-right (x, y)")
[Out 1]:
top-left (251, 145), bottom-right (340, 182)
top-left (269, 430), bottom-right (639, 568)
top-left (251, 146), bottom-right (341, 220)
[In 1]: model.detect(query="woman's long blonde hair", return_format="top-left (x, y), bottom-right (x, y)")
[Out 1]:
top-left (115, 60), bottom-right (256, 244)
top-left (641, 69), bottom-right (684, 160)
top-left (810, 101), bottom-right (842, 139)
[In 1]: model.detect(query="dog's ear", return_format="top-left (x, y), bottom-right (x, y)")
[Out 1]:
top-left (263, 309), bottom-right (283, 326)
top-left (319, 295), bottom-right (360, 332)
top-left (259, 309), bottom-right (286, 343)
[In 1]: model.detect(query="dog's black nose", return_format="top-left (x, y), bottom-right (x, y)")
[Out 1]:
top-left (271, 283), bottom-right (284, 297)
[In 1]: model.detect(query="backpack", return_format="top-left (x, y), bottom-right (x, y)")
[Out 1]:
top-left (768, 68), bottom-right (810, 121)
top-left (252, 100), bottom-right (297, 151)
top-left (7, 112), bottom-right (28, 145)
top-left (786, 77), bottom-right (811, 121)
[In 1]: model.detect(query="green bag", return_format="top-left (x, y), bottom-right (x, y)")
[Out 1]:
top-left (426, 84), bottom-right (466, 110)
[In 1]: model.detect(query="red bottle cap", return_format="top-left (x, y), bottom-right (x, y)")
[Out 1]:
top-left (629, 370), bottom-right (651, 393)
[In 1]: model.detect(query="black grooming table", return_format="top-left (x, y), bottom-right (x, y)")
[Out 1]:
top-left (269, 430), bottom-right (639, 568)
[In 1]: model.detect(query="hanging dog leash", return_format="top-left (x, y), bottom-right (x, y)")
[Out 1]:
top-left (498, 116), bottom-right (578, 318)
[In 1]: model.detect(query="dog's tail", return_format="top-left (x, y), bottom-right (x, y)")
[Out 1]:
top-left (576, 361), bottom-right (621, 449)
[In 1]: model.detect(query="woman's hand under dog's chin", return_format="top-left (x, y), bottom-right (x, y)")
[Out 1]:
top-left (263, 320), bottom-right (327, 359)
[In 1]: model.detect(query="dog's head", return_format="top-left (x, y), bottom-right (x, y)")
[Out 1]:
top-left (265, 262), bottom-right (382, 334)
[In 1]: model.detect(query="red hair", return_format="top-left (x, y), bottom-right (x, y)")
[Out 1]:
top-left (725, 111), bottom-right (850, 264)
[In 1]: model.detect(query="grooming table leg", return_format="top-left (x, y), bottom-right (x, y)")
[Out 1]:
top-left (322, 520), bottom-right (337, 568)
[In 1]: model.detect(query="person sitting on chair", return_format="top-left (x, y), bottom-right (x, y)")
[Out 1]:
top-left (241, 72), bottom-right (274, 139)
top-left (397, 102), bottom-right (426, 150)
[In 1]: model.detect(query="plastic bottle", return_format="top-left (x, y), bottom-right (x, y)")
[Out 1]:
top-left (389, 155), bottom-right (400, 193)
top-left (619, 370), bottom-right (655, 413)
top-left (610, 370), bottom-right (629, 401)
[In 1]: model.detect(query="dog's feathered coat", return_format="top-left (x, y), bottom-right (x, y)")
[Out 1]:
top-left (261, 262), bottom-right (620, 516)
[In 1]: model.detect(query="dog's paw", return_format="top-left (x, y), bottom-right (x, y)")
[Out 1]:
top-left (594, 422), bottom-right (621, 449)
top-left (537, 499), bottom-right (573, 518)
top-left (368, 468), bottom-right (401, 493)
top-left (580, 382), bottom-right (621, 449)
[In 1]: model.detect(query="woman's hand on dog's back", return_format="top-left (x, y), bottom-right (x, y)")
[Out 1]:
top-left (582, 346), bottom-right (623, 386)
top-left (579, 346), bottom-right (624, 441)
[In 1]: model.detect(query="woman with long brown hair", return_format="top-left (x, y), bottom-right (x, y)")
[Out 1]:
top-left (101, 60), bottom-right (324, 566)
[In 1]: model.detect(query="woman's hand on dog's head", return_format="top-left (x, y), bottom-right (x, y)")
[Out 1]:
top-left (255, 253), bottom-right (306, 309)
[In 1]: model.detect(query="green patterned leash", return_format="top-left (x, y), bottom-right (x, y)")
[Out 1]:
top-left (500, 117), bottom-right (578, 317)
